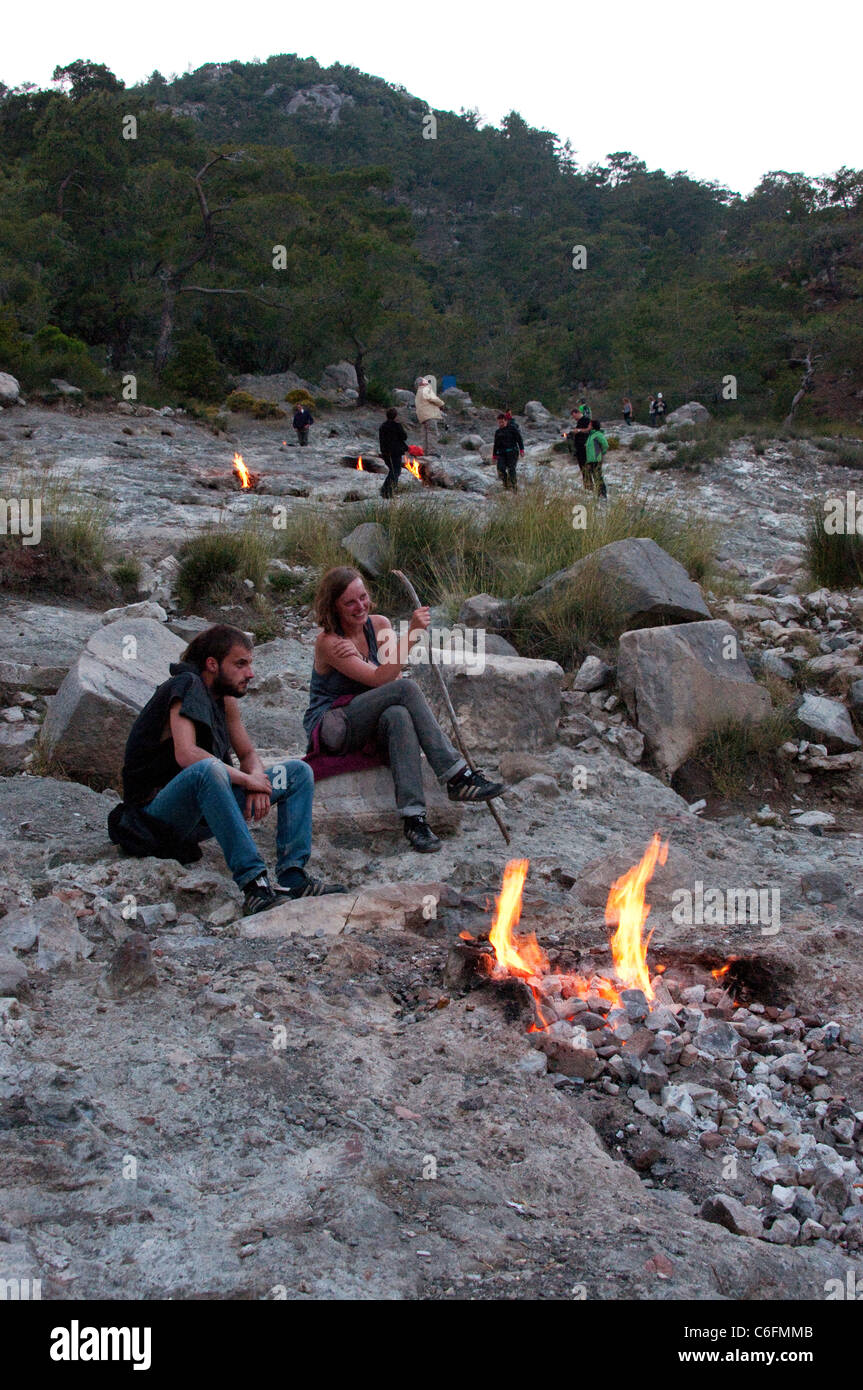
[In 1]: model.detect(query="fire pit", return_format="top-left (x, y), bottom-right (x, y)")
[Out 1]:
top-left (340, 454), bottom-right (387, 474)
top-left (446, 841), bottom-right (863, 1251)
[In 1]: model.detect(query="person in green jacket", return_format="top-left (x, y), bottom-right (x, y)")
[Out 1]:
top-left (584, 419), bottom-right (609, 498)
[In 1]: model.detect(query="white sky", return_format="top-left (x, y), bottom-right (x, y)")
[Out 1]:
top-left (3, 0), bottom-right (860, 194)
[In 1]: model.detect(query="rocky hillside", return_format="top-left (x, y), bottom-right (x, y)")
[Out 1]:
top-left (1, 381), bottom-right (862, 1300)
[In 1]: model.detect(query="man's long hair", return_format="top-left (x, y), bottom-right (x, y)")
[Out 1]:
top-left (182, 625), bottom-right (252, 671)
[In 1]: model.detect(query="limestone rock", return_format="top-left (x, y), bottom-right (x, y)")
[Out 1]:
top-left (538, 538), bottom-right (711, 629)
top-left (0, 948), bottom-right (27, 997)
top-left (0, 599), bottom-right (102, 693)
top-left (100, 600), bottom-right (168, 625)
top-left (340, 522), bottom-right (389, 578)
top-left (0, 372), bottom-right (22, 404)
top-left (321, 361), bottom-right (358, 392)
top-left (460, 434), bottom-right (485, 452)
top-left (701, 1194), bottom-right (764, 1238)
top-left (795, 694), bottom-right (861, 753)
top-left (573, 655), bottom-right (613, 691)
top-left (310, 763), bottom-right (462, 838)
top-left (50, 378), bottom-right (83, 398)
top-left (416, 654), bottom-right (563, 755)
top-left (40, 618), bottom-right (186, 786)
top-left (524, 400), bottom-right (551, 422)
top-left (456, 594), bottom-right (512, 630)
top-left (0, 722), bottom-right (38, 773)
top-left (666, 401), bottom-right (711, 426)
top-left (618, 619), bottom-right (771, 773)
top-left (241, 881), bottom-right (449, 940)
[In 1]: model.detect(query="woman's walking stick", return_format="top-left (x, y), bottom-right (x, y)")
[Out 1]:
top-left (392, 569), bottom-right (511, 846)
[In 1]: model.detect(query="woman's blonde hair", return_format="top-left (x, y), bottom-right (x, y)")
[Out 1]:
top-left (314, 566), bottom-right (365, 634)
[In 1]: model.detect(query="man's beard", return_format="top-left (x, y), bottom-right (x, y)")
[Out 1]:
top-left (212, 672), bottom-right (248, 698)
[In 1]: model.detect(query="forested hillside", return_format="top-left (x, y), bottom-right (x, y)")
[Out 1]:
top-left (1, 54), bottom-right (862, 417)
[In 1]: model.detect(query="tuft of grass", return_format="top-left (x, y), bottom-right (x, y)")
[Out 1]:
top-left (271, 479), bottom-right (716, 664)
top-left (0, 479), bottom-right (116, 601)
top-left (805, 500), bottom-right (863, 590)
top-left (629, 434), bottom-right (651, 451)
top-left (111, 557), bottom-right (141, 600)
top-left (690, 710), bottom-right (796, 799)
top-left (176, 522), bottom-right (273, 610)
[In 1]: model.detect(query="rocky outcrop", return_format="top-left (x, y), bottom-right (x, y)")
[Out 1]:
top-left (617, 619), bottom-right (772, 773)
top-left (538, 538), bottom-right (711, 628)
top-left (40, 618), bottom-right (185, 786)
top-left (0, 372), bottom-right (22, 405)
top-left (321, 361), bottom-right (359, 392)
top-left (416, 653), bottom-right (563, 754)
top-left (666, 401), bottom-right (711, 426)
top-left (340, 521), bottom-right (389, 578)
top-left (796, 694), bottom-right (861, 753)
top-left (524, 400), bottom-right (551, 422)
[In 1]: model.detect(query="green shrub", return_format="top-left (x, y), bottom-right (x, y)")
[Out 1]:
top-left (805, 500), bottom-right (863, 589)
top-left (364, 378), bottom-right (391, 407)
top-left (251, 399), bottom-right (286, 419)
top-left (629, 434), bottom-right (651, 451)
top-left (285, 388), bottom-right (316, 410)
top-left (225, 389), bottom-right (285, 419)
top-left (226, 390), bottom-right (257, 413)
top-left (111, 557), bottom-right (141, 599)
top-left (176, 523), bottom-right (273, 609)
top-left (687, 711), bottom-right (796, 799)
top-left (161, 331), bottom-right (230, 403)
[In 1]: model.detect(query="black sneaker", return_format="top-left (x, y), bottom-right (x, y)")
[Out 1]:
top-left (276, 871), bottom-right (347, 899)
top-left (447, 767), bottom-right (505, 802)
top-left (242, 873), bottom-right (280, 917)
top-left (403, 815), bottom-right (442, 853)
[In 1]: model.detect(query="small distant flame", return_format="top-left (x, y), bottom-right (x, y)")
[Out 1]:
top-left (233, 452), bottom-right (251, 489)
top-left (712, 962), bottom-right (732, 980)
top-left (404, 456), bottom-right (423, 480)
top-left (605, 833), bottom-right (668, 1000)
top-left (356, 455), bottom-right (364, 471)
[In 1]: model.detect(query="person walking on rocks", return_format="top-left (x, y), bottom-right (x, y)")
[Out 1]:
top-left (415, 375), bottom-right (446, 456)
top-left (654, 392), bottom-right (666, 428)
top-left (379, 406), bottom-right (408, 500)
top-left (622, 396), bottom-right (633, 426)
top-left (112, 625), bottom-right (342, 915)
top-left (292, 403), bottom-right (314, 445)
top-left (648, 394), bottom-right (658, 428)
top-left (492, 411), bottom-right (525, 491)
top-left (303, 568), bottom-right (506, 853)
top-left (583, 419), bottom-right (610, 497)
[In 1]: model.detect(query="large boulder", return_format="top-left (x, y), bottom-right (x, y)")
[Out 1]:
top-left (665, 401), bottom-right (711, 427)
top-left (40, 618), bottom-right (185, 787)
top-left (392, 389), bottom-right (415, 408)
top-left (537, 538), bottom-right (711, 628)
top-left (441, 386), bottom-right (472, 412)
top-left (0, 372), bottom-right (22, 405)
top-left (796, 694), bottom-right (861, 753)
top-left (524, 400), bottom-right (551, 423)
top-left (321, 361), bottom-right (359, 393)
top-left (340, 522), bottom-right (389, 578)
top-left (416, 654), bottom-right (563, 755)
top-left (457, 594), bottom-right (512, 630)
top-left (617, 619), bottom-right (771, 773)
top-left (310, 765), bottom-right (463, 838)
top-left (0, 599), bottom-right (102, 694)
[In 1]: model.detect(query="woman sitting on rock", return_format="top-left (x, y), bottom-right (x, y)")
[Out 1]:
top-left (303, 567), bottom-right (505, 852)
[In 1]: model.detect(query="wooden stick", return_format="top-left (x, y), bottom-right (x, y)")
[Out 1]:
top-left (391, 568), bottom-right (511, 846)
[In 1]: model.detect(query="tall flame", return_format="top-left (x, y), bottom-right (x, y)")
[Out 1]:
top-left (489, 859), bottom-right (547, 981)
top-left (404, 456), bottom-right (423, 480)
top-left (356, 455), bottom-right (364, 471)
top-left (605, 833), bottom-right (668, 1000)
top-left (233, 452), bottom-right (251, 489)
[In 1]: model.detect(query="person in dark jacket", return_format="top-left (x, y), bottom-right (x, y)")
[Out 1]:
top-left (378, 407), bottom-right (408, 499)
top-left (567, 408), bottom-right (591, 481)
top-left (292, 405), bottom-right (313, 445)
top-left (492, 412), bottom-right (525, 490)
top-left (116, 624), bottom-right (341, 916)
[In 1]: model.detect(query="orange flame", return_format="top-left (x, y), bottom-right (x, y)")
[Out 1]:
top-left (356, 455), bottom-right (364, 471)
top-left (233, 452), bottom-right (251, 489)
top-left (404, 456), bottom-right (423, 480)
top-left (605, 833), bottom-right (668, 1000)
top-left (711, 962), bottom-right (732, 980)
top-left (489, 861), bottom-right (545, 979)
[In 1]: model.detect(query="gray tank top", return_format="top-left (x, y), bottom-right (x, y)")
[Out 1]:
top-left (303, 617), bottom-right (380, 742)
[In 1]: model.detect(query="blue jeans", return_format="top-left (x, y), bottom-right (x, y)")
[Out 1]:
top-left (146, 758), bottom-right (313, 889)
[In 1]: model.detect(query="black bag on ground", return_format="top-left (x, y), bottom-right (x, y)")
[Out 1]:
top-left (107, 802), bottom-right (202, 864)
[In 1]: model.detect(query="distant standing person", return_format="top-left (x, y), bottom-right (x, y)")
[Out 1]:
top-left (568, 407), bottom-right (591, 480)
top-left (648, 394), bottom-right (658, 428)
top-left (492, 411), bottom-right (525, 491)
top-left (622, 396), bottom-right (633, 425)
top-left (379, 407), bottom-right (408, 500)
top-left (293, 403), bottom-right (313, 446)
top-left (584, 419), bottom-right (610, 498)
top-left (415, 376), bottom-right (446, 456)
top-left (654, 392), bottom-right (667, 427)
